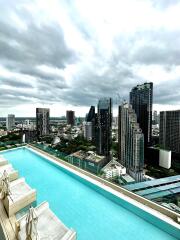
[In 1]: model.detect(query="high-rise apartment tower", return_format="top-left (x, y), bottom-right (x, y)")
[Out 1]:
top-left (130, 82), bottom-right (153, 147)
top-left (6, 114), bottom-right (15, 131)
top-left (36, 108), bottom-right (50, 137)
top-left (118, 102), bottom-right (144, 182)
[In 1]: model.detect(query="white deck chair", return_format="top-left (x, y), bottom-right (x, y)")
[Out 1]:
top-left (0, 164), bottom-right (18, 186)
top-left (2, 178), bottom-right (36, 217)
top-left (0, 155), bottom-right (8, 166)
top-left (17, 201), bottom-right (76, 240)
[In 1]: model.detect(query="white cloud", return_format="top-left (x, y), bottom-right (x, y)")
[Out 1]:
top-left (0, 0), bottom-right (180, 116)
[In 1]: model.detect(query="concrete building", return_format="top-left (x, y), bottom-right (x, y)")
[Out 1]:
top-left (36, 108), bottom-right (50, 137)
top-left (0, 129), bottom-right (7, 137)
top-left (66, 150), bottom-right (106, 174)
top-left (159, 149), bottom-right (171, 169)
top-left (102, 159), bottom-right (126, 179)
top-left (96, 98), bottom-right (112, 158)
top-left (130, 82), bottom-right (153, 147)
top-left (24, 119), bottom-right (30, 126)
top-left (52, 136), bottom-right (61, 145)
top-left (118, 102), bottom-right (144, 182)
top-left (66, 110), bottom-right (75, 126)
top-left (23, 129), bottom-right (37, 143)
top-left (6, 114), bottom-right (15, 131)
top-left (83, 121), bottom-right (92, 141)
top-left (160, 110), bottom-right (180, 153)
top-left (113, 117), bottom-right (118, 127)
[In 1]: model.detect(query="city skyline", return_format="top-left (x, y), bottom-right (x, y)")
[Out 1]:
top-left (1, 0), bottom-right (180, 117)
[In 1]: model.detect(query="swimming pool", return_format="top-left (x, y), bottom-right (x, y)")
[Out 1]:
top-left (3, 147), bottom-right (180, 240)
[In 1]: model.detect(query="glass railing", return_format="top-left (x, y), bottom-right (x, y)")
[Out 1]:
top-left (31, 143), bottom-right (102, 175)
top-left (0, 141), bottom-right (25, 151)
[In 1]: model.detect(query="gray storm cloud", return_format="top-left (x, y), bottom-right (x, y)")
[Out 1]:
top-left (0, 0), bottom-right (180, 114)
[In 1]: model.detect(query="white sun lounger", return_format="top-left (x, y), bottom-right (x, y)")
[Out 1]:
top-left (16, 201), bottom-right (76, 240)
top-left (0, 164), bottom-right (18, 184)
top-left (2, 178), bottom-right (36, 217)
top-left (0, 155), bottom-right (8, 166)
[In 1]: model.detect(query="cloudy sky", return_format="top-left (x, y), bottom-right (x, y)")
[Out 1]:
top-left (0, 0), bottom-right (180, 117)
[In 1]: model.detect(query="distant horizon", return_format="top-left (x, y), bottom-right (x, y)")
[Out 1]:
top-left (1, 103), bottom-right (180, 118)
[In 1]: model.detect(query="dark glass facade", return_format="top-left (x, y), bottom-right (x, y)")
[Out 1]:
top-left (86, 106), bottom-right (95, 122)
top-left (66, 110), bottom-right (75, 126)
top-left (160, 110), bottom-right (180, 153)
top-left (130, 82), bottom-right (153, 147)
top-left (96, 98), bottom-right (112, 158)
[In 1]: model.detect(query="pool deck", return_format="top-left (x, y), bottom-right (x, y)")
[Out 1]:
top-left (0, 200), bottom-right (16, 240)
top-left (28, 145), bottom-right (180, 228)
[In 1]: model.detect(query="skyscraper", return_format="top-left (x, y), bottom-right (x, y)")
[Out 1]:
top-left (83, 122), bottom-right (93, 141)
top-left (86, 106), bottom-right (95, 122)
top-left (36, 108), bottom-right (50, 137)
top-left (159, 110), bottom-right (180, 153)
top-left (85, 106), bottom-right (96, 142)
top-left (130, 82), bottom-right (153, 147)
top-left (66, 110), bottom-right (75, 126)
top-left (6, 114), bottom-right (15, 131)
top-left (153, 110), bottom-right (158, 125)
top-left (96, 98), bottom-right (112, 158)
top-left (118, 102), bottom-right (144, 182)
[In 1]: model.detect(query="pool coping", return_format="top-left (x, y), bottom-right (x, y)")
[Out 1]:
top-left (26, 146), bottom-right (180, 229)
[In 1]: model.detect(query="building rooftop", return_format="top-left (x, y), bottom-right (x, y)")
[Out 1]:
top-left (124, 175), bottom-right (180, 200)
top-left (102, 159), bottom-right (126, 172)
top-left (160, 109), bottom-right (180, 113)
top-left (121, 174), bottom-right (135, 183)
top-left (70, 150), bottom-right (105, 163)
top-left (132, 82), bottom-right (153, 91)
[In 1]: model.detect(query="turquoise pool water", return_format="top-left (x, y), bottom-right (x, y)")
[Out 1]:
top-left (3, 148), bottom-right (179, 240)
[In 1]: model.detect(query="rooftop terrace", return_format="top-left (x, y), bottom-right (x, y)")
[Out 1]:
top-left (70, 150), bottom-right (105, 163)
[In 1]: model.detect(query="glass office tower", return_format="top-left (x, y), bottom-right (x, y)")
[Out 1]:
top-left (96, 98), bottom-right (112, 159)
top-left (130, 82), bottom-right (153, 147)
top-left (160, 110), bottom-right (180, 153)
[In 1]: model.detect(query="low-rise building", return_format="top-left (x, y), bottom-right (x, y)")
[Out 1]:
top-left (102, 159), bottom-right (126, 179)
top-left (66, 150), bottom-right (106, 174)
top-left (152, 124), bottom-right (159, 136)
top-left (0, 129), bottom-right (7, 137)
